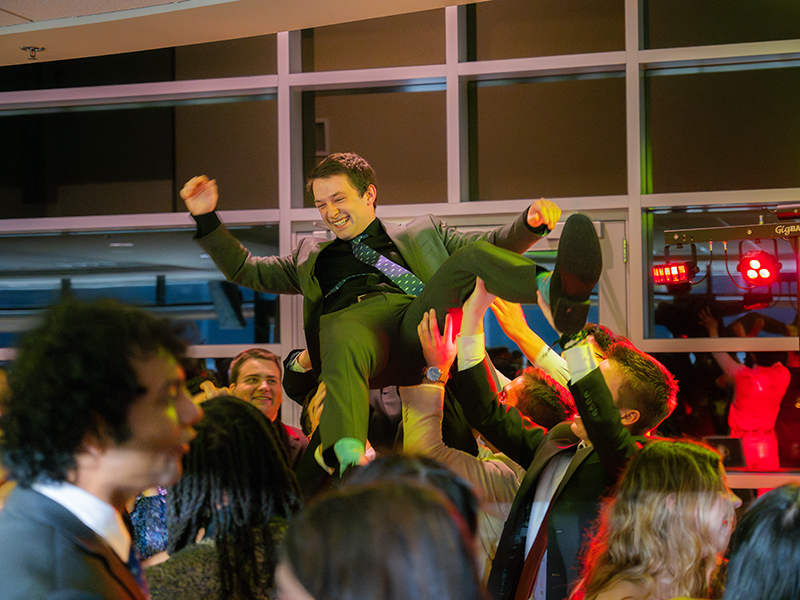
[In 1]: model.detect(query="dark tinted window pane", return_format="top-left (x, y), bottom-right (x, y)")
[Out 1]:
top-left (0, 106), bottom-right (174, 218)
top-left (304, 9), bottom-right (445, 71)
top-left (175, 35), bottom-right (277, 79)
top-left (646, 0), bottom-right (800, 49)
top-left (0, 49), bottom-right (173, 92)
top-left (473, 0), bottom-right (624, 61)
top-left (0, 97), bottom-right (277, 218)
top-left (474, 76), bottom-right (627, 200)
top-left (648, 66), bottom-right (800, 194)
top-left (305, 88), bottom-right (447, 206)
top-left (175, 98), bottom-right (279, 210)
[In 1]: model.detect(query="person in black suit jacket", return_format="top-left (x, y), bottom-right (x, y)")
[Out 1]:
top-left (0, 298), bottom-right (203, 600)
top-left (449, 280), bottom-right (678, 600)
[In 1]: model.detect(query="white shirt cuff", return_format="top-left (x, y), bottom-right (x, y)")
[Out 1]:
top-left (287, 354), bottom-right (312, 373)
top-left (563, 345), bottom-right (600, 383)
top-left (457, 333), bottom-right (486, 371)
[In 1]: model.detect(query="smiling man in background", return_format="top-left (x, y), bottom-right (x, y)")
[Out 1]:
top-left (228, 348), bottom-right (308, 470)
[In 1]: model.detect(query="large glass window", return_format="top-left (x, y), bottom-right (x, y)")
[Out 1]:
top-left (471, 0), bottom-right (625, 61)
top-left (645, 0), bottom-right (800, 49)
top-left (647, 64), bottom-right (800, 194)
top-left (0, 36), bottom-right (278, 93)
top-left (648, 206), bottom-right (799, 340)
top-left (0, 97), bottom-right (278, 219)
top-left (304, 87), bottom-right (447, 206)
top-left (0, 225), bottom-right (280, 349)
top-left (0, 106), bottom-right (175, 218)
top-left (175, 98), bottom-right (279, 210)
top-left (301, 10), bottom-right (445, 72)
top-left (175, 35), bottom-right (277, 79)
top-left (472, 75), bottom-right (627, 200)
top-left (0, 49), bottom-right (174, 92)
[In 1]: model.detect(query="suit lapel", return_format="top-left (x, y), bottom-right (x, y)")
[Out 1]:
top-left (507, 423), bottom-right (579, 529)
top-left (552, 443), bottom-right (594, 498)
top-left (385, 217), bottom-right (444, 282)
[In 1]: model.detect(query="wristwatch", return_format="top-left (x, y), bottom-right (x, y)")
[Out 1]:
top-left (423, 365), bottom-right (447, 384)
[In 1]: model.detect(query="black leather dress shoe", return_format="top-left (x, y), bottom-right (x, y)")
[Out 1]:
top-left (549, 214), bottom-right (602, 334)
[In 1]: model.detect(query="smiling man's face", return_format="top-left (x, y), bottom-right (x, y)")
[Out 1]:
top-left (230, 357), bottom-right (283, 421)
top-left (312, 174), bottom-right (376, 241)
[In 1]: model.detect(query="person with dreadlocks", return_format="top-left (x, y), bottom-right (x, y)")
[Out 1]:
top-left (146, 395), bottom-right (303, 600)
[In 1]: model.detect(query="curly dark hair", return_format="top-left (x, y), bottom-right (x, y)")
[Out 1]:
top-left (0, 297), bottom-right (187, 487)
top-left (167, 395), bottom-right (302, 600)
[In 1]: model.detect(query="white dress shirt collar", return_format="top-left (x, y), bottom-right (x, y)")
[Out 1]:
top-left (33, 481), bottom-right (131, 562)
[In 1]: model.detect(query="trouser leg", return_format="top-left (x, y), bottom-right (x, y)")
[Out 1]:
top-left (315, 243), bottom-right (539, 458)
top-left (316, 295), bottom-right (412, 452)
top-left (401, 240), bottom-right (540, 344)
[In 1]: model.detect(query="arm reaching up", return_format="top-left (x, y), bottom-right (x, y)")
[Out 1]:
top-left (462, 278), bottom-right (497, 338)
top-left (490, 298), bottom-right (569, 386)
top-left (417, 308), bottom-right (457, 377)
top-left (698, 307), bottom-right (744, 379)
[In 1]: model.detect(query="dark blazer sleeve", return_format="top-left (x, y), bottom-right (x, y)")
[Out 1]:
top-left (439, 208), bottom-right (544, 255)
top-left (282, 349), bottom-right (318, 406)
top-left (569, 367), bottom-right (643, 480)
top-left (197, 222), bottom-right (306, 295)
top-left (452, 358), bottom-right (546, 469)
top-left (0, 488), bottom-right (146, 600)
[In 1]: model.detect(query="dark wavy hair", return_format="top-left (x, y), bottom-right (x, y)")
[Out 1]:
top-left (0, 297), bottom-right (187, 486)
top-left (722, 483), bottom-right (800, 600)
top-left (283, 481), bottom-right (488, 600)
top-left (306, 152), bottom-right (378, 203)
top-left (167, 396), bottom-right (302, 600)
top-left (343, 454), bottom-right (480, 537)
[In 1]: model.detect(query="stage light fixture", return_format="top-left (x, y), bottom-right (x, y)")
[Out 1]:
top-left (737, 250), bottom-right (780, 286)
top-left (653, 243), bottom-right (700, 292)
top-left (652, 262), bottom-right (696, 285)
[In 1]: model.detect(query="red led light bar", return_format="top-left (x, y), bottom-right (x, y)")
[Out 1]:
top-left (652, 262), bottom-right (694, 285)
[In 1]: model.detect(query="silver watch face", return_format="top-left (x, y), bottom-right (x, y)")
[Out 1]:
top-left (426, 366), bottom-right (442, 381)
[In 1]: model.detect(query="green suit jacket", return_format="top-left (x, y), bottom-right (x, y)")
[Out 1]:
top-left (198, 210), bottom-right (539, 374)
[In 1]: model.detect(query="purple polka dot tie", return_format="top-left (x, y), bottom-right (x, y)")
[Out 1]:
top-left (351, 234), bottom-right (425, 296)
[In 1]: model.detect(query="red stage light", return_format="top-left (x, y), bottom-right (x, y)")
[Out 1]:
top-left (737, 251), bottom-right (780, 286)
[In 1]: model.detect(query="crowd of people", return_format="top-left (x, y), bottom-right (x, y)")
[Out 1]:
top-left (0, 152), bottom-right (798, 600)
